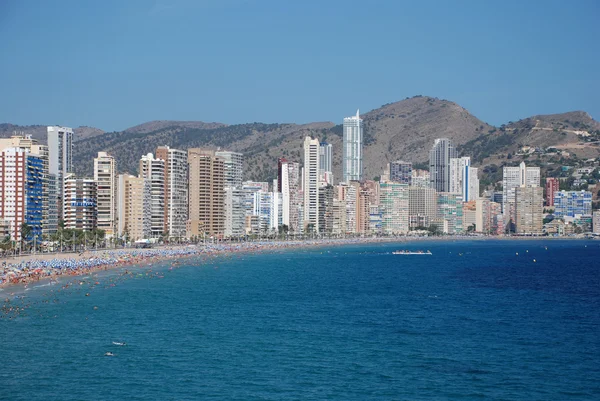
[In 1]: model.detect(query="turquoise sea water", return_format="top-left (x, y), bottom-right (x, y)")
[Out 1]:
top-left (1, 240), bottom-right (599, 400)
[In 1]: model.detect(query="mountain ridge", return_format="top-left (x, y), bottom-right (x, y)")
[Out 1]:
top-left (2, 96), bottom-right (598, 189)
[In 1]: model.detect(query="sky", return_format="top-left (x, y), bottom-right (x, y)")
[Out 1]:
top-left (0, 0), bottom-right (598, 132)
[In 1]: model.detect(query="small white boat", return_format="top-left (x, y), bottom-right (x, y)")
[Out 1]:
top-left (392, 250), bottom-right (432, 255)
top-left (104, 352), bottom-right (115, 356)
top-left (112, 342), bottom-right (126, 346)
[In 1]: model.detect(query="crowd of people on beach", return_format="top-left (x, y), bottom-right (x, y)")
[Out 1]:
top-left (0, 238), bottom-right (387, 287)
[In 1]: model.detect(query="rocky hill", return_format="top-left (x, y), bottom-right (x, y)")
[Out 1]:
top-left (70, 96), bottom-right (497, 180)
top-left (3, 96), bottom-right (599, 188)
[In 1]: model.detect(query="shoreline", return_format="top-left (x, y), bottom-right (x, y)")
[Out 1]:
top-left (1, 235), bottom-right (593, 289)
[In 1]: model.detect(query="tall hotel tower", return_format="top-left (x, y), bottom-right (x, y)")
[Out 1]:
top-left (343, 110), bottom-right (363, 183)
top-left (303, 137), bottom-right (320, 232)
top-left (47, 126), bottom-right (73, 220)
top-left (156, 146), bottom-right (189, 239)
top-left (429, 138), bottom-right (457, 193)
top-left (94, 152), bottom-right (117, 238)
top-left (187, 149), bottom-right (225, 238)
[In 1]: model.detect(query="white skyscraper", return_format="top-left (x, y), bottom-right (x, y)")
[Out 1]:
top-left (303, 137), bottom-right (320, 232)
top-left (139, 153), bottom-right (166, 238)
top-left (47, 126), bottom-right (74, 220)
top-left (343, 110), bottom-right (363, 183)
top-left (94, 152), bottom-right (117, 238)
top-left (449, 157), bottom-right (478, 201)
top-left (156, 146), bottom-right (188, 239)
top-left (502, 162), bottom-right (540, 215)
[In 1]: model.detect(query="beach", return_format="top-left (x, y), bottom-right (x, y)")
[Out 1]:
top-left (0, 237), bottom-right (401, 288)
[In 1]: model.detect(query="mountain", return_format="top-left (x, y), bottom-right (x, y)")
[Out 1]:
top-left (0, 124), bottom-right (105, 142)
top-left (3, 96), bottom-right (599, 188)
top-left (71, 96), bottom-right (497, 181)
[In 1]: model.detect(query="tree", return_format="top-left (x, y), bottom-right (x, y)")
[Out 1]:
top-left (21, 223), bottom-right (32, 241)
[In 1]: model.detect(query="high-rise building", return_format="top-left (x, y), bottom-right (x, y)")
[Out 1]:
top-left (545, 177), bottom-right (560, 206)
top-left (343, 110), bottom-right (363, 182)
top-left (94, 152), bottom-right (117, 238)
top-left (553, 190), bottom-right (592, 218)
top-left (47, 126), bottom-right (73, 221)
top-left (224, 187), bottom-right (245, 237)
top-left (0, 135), bottom-right (56, 236)
top-left (514, 186), bottom-right (543, 234)
top-left (0, 147), bottom-right (44, 242)
top-left (334, 183), bottom-right (357, 234)
top-left (117, 174), bottom-right (150, 241)
top-left (318, 185), bottom-right (334, 234)
top-left (411, 169), bottom-right (431, 188)
top-left (63, 174), bottom-right (97, 231)
top-left (429, 138), bottom-right (457, 193)
top-left (502, 162), bottom-right (540, 216)
top-left (319, 142), bottom-right (333, 185)
top-left (188, 149), bottom-right (225, 238)
top-left (303, 137), bottom-right (320, 232)
top-left (475, 198), bottom-right (502, 234)
top-left (215, 151), bottom-right (243, 190)
top-left (437, 193), bottom-right (464, 234)
top-left (253, 191), bottom-right (281, 233)
top-left (278, 158), bottom-right (300, 232)
top-left (390, 161), bottom-right (412, 185)
top-left (139, 153), bottom-right (166, 238)
top-left (449, 157), bottom-right (479, 201)
top-left (379, 182), bottom-right (409, 234)
top-left (408, 186), bottom-right (437, 228)
top-left (156, 146), bottom-right (188, 239)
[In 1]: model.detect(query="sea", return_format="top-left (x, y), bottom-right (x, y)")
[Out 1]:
top-left (0, 239), bottom-right (599, 400)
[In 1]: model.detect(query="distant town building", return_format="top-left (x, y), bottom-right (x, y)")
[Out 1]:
top-left (63, 174), bottom-right (97, 231)
top-left (303, 137), bottom-right (320, 232)
top-left (187, 149), bottom-right (225, 238)
top-left (390, 161), bottom-right (412, 185)
top-left (545, 177), bottom-right (559, 206)
top-left (553, 190), bottom-right (592, 218)
top-left (94, 152), bottom-right (117, 238)
top-left (343, 110), bottom-right (363, 182)
top-left (429, 138), bottom-right (457, 192)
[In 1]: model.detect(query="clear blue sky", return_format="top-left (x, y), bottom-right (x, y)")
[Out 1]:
top-left (0, 0), bottom-right (598, 132)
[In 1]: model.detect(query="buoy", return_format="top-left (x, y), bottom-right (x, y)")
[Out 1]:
top-left (516, 252), bottom-right (519, 256)
top-left (533, 259), bottom-right (536, 262)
